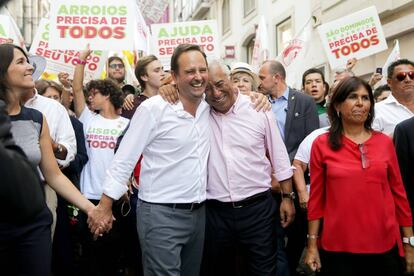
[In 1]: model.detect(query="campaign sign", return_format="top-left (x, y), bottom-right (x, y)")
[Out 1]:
top-left (318, 6), bottom-right (387, 69)
top-left (151, 20), bottom-right (219, 70)
top-left (30, 19), bottom-right (107, 83)
top-left (49, 0), bottom-right (135, 50)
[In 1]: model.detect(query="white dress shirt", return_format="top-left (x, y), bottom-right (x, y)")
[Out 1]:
top-left (103, 95), bottom-right (210, 203)
top-left (25, 90), bottom-right (76, 168)
top-left (373, 93), bottom-right (414, 136)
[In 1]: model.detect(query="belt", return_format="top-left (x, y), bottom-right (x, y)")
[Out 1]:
top-left (208, 190), bottom-right (270, 209)
top-left (142, 200), bottom-right (205, 211)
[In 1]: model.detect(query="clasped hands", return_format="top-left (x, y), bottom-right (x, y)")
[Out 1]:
top-left (86, 196), bottom-right (117, 240)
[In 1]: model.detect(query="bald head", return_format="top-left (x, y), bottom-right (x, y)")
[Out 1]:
top-left (262, 60), bottom-right (286, 80)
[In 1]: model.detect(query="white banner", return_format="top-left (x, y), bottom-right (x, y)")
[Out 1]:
top-left (49, 0), bottom-right (135, 50)
top-left (277, 19), bottom-right (312, 89)
top-left (317, 6), bottom-right (387, 69)
top-left (251, 16), bottom-right (269, 72)
top-left (382, 40), bottom-right (400, 80)
top-left (151, 20), bottom-right (220, 70)
top-left (0, 10), bottom-right (25, 48)
top-left (30, 19), bottom-right (107, 83)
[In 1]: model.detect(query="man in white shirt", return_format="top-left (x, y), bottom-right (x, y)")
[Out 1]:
top-left (373, 59), bottom-right (414, 136)
top-left (89, 44), bottom-right (210, 276)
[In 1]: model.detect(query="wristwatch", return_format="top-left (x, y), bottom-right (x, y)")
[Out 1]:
top-left (403, 236), bottom-right (414, 246)
top-left (281, 192), bottom-right (296, 200)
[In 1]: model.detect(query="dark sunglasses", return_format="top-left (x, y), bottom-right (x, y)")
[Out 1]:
top-left (395, 71), bottom-right (414, 82)
top-left (109, 63), bottom-right (124, 69)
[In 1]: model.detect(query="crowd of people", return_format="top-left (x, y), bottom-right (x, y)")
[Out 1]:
top-left (1, 33), bottom-right (414, 276)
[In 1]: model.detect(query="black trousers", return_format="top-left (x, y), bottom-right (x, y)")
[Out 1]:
top-left (320, 245), bottom-right (403, 276)
top-left (203, 191), bottom-right (278, 276)
top-left (78, 198), bottom-right (141, 276)
top-left (0, 207), bottom-right (52, 276)
top-left (285, 196), bottom-right (308, 276)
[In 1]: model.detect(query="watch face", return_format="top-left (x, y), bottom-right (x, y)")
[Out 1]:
top-left (410, 237), bottom-right (414, 246)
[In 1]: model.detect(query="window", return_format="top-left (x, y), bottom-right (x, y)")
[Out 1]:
top-left (246, 37), bottom-right (255, 64)
top-left (275, 17), bottom-right (292, 56)
top-left (222, 0), bottom-right (230, 34)
top-left (244, 0), bottom-right (255, 17)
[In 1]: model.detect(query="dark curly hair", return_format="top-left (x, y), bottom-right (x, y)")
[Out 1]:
top-left (85, 79), bottom-right (124, 109)
top-left (328, 77), bottom-right (375, 150)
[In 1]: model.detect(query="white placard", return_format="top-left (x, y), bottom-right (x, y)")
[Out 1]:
top-left (49, 0), bottom-right (135, 50)
top-left (317, 6), bottom-right (387, 69)
top-left (151, 20), bottom-right (220, 70)
top-left (30, 18), bottom-right (107, 83)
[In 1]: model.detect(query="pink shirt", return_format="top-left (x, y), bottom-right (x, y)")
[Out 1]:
top-left (207, 93), bottom-right (293, 202)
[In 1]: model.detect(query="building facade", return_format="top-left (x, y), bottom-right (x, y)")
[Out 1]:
top-left (5, 0), bottom-right (50, 47)
top-left (171, 0), bottom-right (414, 83)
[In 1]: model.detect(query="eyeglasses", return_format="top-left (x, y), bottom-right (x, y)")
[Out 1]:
top-left (395, 71), bottom-right (414, 82)
top-left (89, 89), bottom-right (100, 96)
top-left (109, 63), bottom-right (124, 69)
top-left (358, 144), bottom-right (370, 169)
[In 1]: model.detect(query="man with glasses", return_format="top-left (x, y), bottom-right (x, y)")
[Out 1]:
top-left (373, 59), bottom-right (414, 136)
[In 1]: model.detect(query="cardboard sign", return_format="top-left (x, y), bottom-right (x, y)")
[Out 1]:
top-left (318, 6), bottom-right (387, 69)
top-left (30, 19), bottom-right (107, 83)
top-left (151, 20), bottom-right (219, 70)
top-left (49, 0), bottom-right (135, 50)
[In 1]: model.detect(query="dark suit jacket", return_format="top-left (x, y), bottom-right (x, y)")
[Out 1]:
top-left (284, 88), bottom-right (319, 161)
top-left (394, 116), bottom-right (414, 224)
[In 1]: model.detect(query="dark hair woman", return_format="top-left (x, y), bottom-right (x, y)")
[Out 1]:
top-left (0, 43), bottom-right (99, 276)
top-left (304, 77), bottom-right (414, 275)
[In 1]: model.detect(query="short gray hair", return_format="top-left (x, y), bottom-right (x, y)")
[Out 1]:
top-left (209, 59), bottom-right (231, 76)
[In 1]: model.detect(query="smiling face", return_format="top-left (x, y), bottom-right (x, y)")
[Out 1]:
top-left (336, 85), bottom-right (371, 126)
top-left (303, 72), bottom-right (325, 103)
top-left (172, 50), bottom-right (208, 102)
top-left (6, 48), bottom-right (35, 91)
top-left (206, 64), bottom-right (236, 113)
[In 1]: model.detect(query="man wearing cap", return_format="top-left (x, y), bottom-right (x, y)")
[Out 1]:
top-left (22, 55), bottom-right (77, 238)
top-left (230, 62), bottom-right (259, 94)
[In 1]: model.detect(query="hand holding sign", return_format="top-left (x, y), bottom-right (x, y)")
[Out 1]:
top-left (79, 44), bottom-right (93, 63)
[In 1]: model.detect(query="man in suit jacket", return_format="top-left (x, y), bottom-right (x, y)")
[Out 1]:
top-left (258, 60), bottom-right (319, 276)
top-left (394, 117), bottom-right (414, 225)
top-left (258, 61), bottom-right (319, 162)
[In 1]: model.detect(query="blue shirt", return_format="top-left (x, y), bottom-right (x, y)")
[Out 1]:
top-left (269, 87), bottom-right (289, 140)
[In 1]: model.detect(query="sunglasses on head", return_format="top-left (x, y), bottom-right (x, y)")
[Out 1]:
top-left (395, 71), bottom-right (414, 82)
top-left (109, 63), bottom-right (124, 69)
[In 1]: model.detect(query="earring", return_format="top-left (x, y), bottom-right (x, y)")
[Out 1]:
top-left (337, 110), bottom-right (341, 117)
